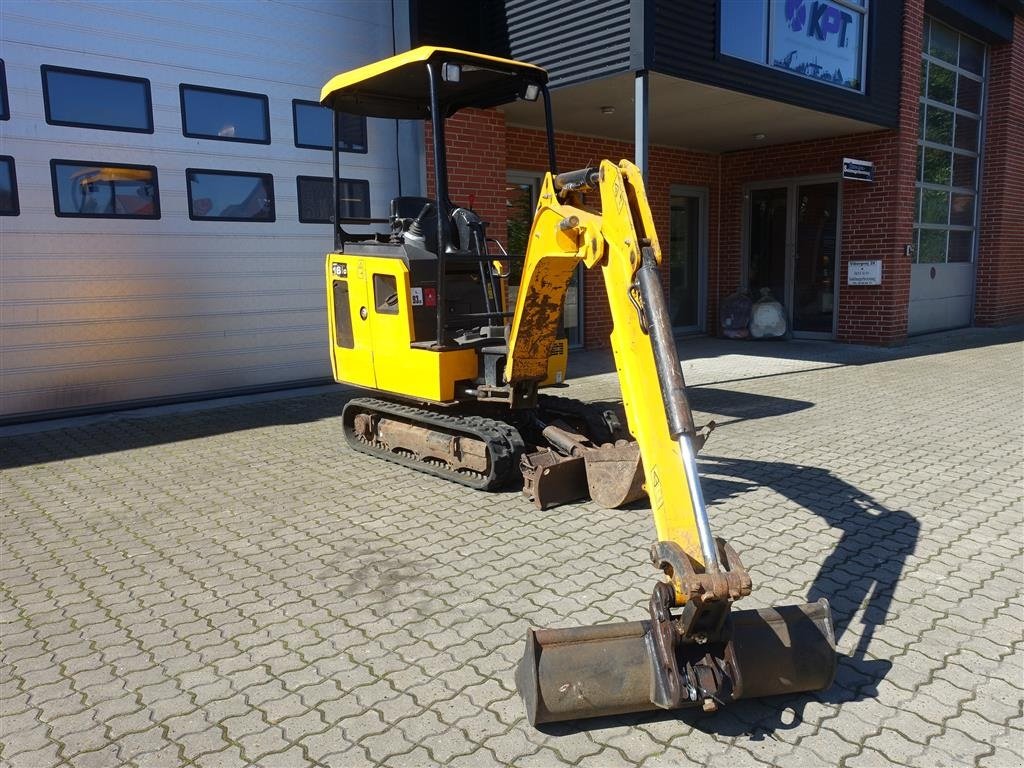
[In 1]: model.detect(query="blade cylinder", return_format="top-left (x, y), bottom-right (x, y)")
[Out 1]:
top-left (516, 599), bottom-right (836, 725)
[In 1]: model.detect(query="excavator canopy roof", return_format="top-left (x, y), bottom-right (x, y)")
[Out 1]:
top-left (319, 46), bottom-right (547, 119)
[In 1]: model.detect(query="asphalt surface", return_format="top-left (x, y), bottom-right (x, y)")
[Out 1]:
top-left (2, 327), bottom-right (1022, 767)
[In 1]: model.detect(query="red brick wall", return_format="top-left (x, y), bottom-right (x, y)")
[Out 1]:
top-left (424, 108), bottom-right (508, 245)
top-left (975, 16), bottom-right (1024, 326)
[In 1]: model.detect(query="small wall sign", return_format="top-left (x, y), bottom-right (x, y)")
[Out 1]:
top-left (848, 259), bottom-right (882, 285)
top-left (842, 157), bottom-right (874, 182)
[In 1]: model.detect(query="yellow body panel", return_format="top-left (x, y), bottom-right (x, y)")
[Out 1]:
top-left (325, 253), bottom-right (478, 403)
top-left (505, 161), bottom-right (704, 567)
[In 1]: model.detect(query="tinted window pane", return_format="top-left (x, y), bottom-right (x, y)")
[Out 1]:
top-left (926, 63), bottom-right (955, 105)
top-left (918, 229), bottom-right (947, 263)
top-left (52, 161), bottom-right (159, 218)
top-left (929, 20), bottom-right (958, 64)
top-left (948, 230), bottom-right (973, 262)
top-left (959, 35), bottom-right (984, 75)
top-left (187, 170), bottom-right (274, 221)
top-left (0, 156), bottom-right (18, 215)
top-left (923, 147), bottom-right (951, 185)
top-left (950, 193), bottom-right (974, 226)
top-left (925, 105), bottom-right (953, 145)
top-left (954, 113), bottom-right (978, 152)
top-left (181, 86), bottom-right (268, 142)
top-left (952, 153), bottom-right (976, 189)
top-left (43, 66), bottom-right (152, 132)
top-left (340, 115), bottom-right (366, 152)
top-left (956, 74), bottom-right (981, 113)
top-left (293, 101), bottom-right (367, 152)
top-left (0, 59), bottom-right (9, 121)
top-left (721, 0), bottom-right (767, 63)
top-left (297, 176), bottom-right (369, 223)
top-left (294, 101), bottom-right (331, 148)
top-left (921, 189), bottom-right (949, 225)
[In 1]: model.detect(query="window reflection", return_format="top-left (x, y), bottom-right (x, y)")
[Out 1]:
top-left (296, 176), bottom-right (369, 223)
top-left (0, 59), bottom-right (9, 121)
top-left (720, 0), bottom-right (867, 91)
top-left (181, 85), bottom-right (269, 143)
top-left (0, 156), bottom-right (18, 215)
top-left (293, 100), bottom-right (367, 152)
top-left (52, 161), bottom-right (159, 218)
top-left (42, 66), bottom-right (152, 132)
top-left (187, 170), bottom-right (274, 221)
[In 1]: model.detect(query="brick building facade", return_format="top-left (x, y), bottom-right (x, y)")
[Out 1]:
top-left (422, 1), bottom-right (1023, 348)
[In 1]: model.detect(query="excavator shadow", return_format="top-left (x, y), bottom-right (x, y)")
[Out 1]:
top-left (536, 455), bottom-right (919, 739)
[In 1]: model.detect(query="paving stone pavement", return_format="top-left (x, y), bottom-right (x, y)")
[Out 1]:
top-left (1, 327), bottom-right (1022, 768)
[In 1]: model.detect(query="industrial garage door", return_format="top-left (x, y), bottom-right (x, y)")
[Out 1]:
top-left (909, 18), bottom-right (986, 335)
top-left (0, 1), bottom-right (410, 420)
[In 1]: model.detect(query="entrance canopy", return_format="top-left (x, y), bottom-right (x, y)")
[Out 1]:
top-left (320, 46), bottom-right (548, 119)
top-left (502, 71), bottom-right (883, 153)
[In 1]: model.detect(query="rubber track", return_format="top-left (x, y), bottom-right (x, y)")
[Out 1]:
top-left (342, 397), bottom-right (525, 491)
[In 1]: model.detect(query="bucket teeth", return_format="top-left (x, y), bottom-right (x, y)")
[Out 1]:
top-left (515, 599), bottom-right (836, 726)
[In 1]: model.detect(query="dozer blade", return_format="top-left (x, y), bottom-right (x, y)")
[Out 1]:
top-left (515, 598), bottom-right (835, 725)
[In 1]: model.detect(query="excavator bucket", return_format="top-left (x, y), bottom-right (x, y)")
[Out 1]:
top-left (521, 422), bottom-right (646, 510)
top-left (581, 441), bottom-right (645, 508)
top-left (516, 598), bottom-right (836, 725)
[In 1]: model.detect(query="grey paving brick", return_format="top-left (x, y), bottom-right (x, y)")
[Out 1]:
top-left (1, 331), bottom-right (1022, 768)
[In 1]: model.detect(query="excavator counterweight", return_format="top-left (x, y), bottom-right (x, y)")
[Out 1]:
top-left (317, 46), bottom-right (837, 725)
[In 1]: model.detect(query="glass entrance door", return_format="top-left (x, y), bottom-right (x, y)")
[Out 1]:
top-left (792, 183), bottom-right (839, 334)
top-left (748, 187), bottom-right (788, 306)
top-left (745, 180), bottom-right (840, 338)
top-left (669, 191), bottom-right (704, 330)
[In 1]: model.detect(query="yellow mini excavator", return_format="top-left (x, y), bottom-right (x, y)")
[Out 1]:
top-left (319, 47), bottom-right (836, 724)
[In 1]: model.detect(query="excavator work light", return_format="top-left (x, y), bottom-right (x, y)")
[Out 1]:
top-left (441, 61), bottom-right (461, 83)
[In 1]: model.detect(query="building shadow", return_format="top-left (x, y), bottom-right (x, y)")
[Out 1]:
top-left (564, 323), bottom-right (1024, 382)
top-left (537, 454), bottom-right (919, 739)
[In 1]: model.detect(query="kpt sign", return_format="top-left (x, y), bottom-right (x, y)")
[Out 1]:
top-left (770, 0), bottom-right (862, 89)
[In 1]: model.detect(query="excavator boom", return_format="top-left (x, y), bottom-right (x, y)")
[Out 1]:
top-left (507, 160), bottom-right (837, 723)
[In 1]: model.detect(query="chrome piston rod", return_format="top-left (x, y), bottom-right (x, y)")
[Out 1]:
top-left (636, 247), bottom-right (719, 570)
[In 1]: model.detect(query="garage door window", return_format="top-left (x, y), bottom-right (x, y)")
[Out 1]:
top-left (292, 100), bottom-right (367, 152)
top-left (51, 160), bottom-right (159, 219)
top-left (296, 176), bottom-right (369, 223)
top-left (1, 60), bottom-right (9, 121)
top-left (42, 65), bottom-right (153, 133)
top-left (181, 85), bottom-right (270, 144)
top-left (914, 18), bottom-right (986, 264)
top-left (187, 169), bottom-right (274, 222)
top-left (0, 156), bottom-right (18, 215)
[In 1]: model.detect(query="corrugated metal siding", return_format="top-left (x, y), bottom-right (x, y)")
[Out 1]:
top-left (0, 0), bottom-right (400, 420)
top-left (495, 0), bottom-right (634, 87)
top-left (411, 0), bottom-right (635, 89)
top-left (651, 0), bottom-right (902, 129)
